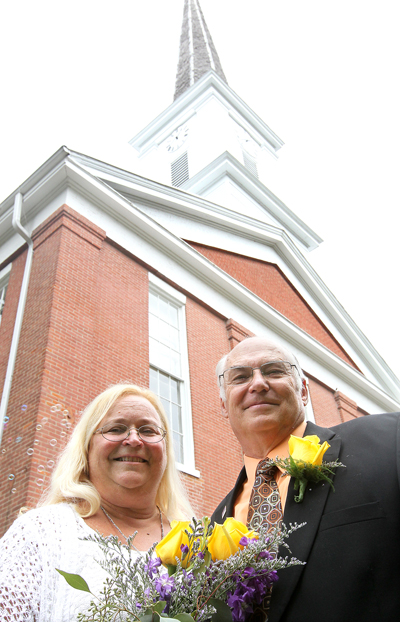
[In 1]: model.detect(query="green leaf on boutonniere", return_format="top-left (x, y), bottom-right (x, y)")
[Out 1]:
top-left (274, 455), bottom-right (345, 503)
top-left (272, 434), bottom-right (346, 502)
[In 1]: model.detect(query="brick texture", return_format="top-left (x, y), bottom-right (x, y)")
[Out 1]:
top-left (184, 299), bottom-right (243, 517)
top-left (307, 376), bottom-right (367, 427)
top-left (0, 251), bottom-right (27, 407)
top-left (334, 391), bottom-right (364, 422)
top-left (187, 242), bottom-right (360, 370)
top-left (226, 319), bottom-right (255, 350)
top-left (0, 206), bottom-right (149, 533)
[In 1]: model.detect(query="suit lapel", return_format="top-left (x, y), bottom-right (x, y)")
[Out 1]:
top-left (218, 467), bottom-right (247, 522)
top-left (269, 422), bottom-right (341, 622)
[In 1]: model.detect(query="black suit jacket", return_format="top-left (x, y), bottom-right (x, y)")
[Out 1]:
top-left (211, 414), bottom-right (400, 622)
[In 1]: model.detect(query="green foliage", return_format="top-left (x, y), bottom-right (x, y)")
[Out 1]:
top-left (209, 598), bottom-right (233, 622)
top-left (166, 564), bottom-right (177, 577)
top-left (273, 456), bottom-right (345, 502)
top-left (55, 569), bottom-right (92, 593)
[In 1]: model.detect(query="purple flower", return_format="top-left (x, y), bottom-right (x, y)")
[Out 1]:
top-left (180, 544), bottom-right (189, 556)
top-left (144, 557), bottom-right (162, 578)
top-left (226, 566), bottom-right (281, 621)
top-left (257, 550), bottom-right (273, 560)
top-left (227, 592), bottom-right (252, 622)
top-left (265, 570), bottom-right (279, 586)
top-left (154, 573), bottom-right (175, 600)
top-left (181, 569), bottom-right (194, 586)
top-left (239, 536), bottom-right (258, 547)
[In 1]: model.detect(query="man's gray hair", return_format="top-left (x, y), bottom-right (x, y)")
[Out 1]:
top-left (216, 340), bottom-right (306, 402)
top-left (216, 353), bottom-right (229, 401)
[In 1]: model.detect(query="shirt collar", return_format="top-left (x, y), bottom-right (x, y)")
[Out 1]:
top-left (243, 420), bottom-right (307, 482)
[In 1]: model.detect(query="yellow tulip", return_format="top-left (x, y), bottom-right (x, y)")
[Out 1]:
top-left (288, 434), bottom-right (330, 466)
top-left (207, 518), bottom-right (258, 561)
top-left (155, 520), bottom-right (191, 566)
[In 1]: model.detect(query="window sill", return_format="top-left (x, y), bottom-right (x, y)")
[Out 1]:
top-left (176, 462), bottom-right (201, 478)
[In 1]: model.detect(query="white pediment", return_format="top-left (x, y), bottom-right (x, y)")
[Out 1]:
top-left (180, 151), bottom-right (322, 252)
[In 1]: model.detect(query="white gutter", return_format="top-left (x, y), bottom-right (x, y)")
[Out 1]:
top-left (0, 193), bottom-right (33, 448)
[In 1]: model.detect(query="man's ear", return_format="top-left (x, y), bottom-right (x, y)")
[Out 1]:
top-left (301, 379), bottom-right (309, 406)
top-left (220, 397), bottom-right (229, 419)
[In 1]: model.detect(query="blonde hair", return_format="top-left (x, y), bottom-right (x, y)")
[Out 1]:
top-left (40, 384), bottom-right (193, 521)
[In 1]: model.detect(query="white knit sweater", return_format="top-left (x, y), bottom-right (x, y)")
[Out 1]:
top-left (0, 503), bottom-right (131, 621)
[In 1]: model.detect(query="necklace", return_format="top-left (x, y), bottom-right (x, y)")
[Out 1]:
top-left (101, 505), bottom-right (164, 551)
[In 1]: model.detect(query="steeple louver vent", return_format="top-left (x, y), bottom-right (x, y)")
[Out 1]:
top-left (242, 151), bottom-right (259, 179)
top-left (171, 152), bottom-right (189, 187)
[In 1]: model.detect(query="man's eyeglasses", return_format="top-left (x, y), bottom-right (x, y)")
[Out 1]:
top-left (95, 423), bottom-right (166, 443)
top-left (219, 361), bottom-right (298, 386)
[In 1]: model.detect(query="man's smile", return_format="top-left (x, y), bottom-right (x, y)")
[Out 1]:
top-left (245, 400), bottom-right (280, 409)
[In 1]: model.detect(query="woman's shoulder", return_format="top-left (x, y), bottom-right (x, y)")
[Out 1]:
top-left (19, 501), bottom-right (76, 520)
top-left (0, 503), bottom-right (90, 572)
top-left (3, 503), bottom-right (79, 540)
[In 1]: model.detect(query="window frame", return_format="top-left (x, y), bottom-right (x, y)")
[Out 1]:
top-left (0, 264), bottom-right (11, 326)
top-left (148, 273), bottom-right (199, 477)
top-left (304, 377), bottom-right (315, 422)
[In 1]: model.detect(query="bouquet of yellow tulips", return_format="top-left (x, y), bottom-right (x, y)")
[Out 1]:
top-left (58, 517), bottom-right (304, 622)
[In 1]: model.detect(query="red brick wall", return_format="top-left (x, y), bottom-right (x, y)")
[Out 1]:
top-left (188, 242), bottom-right (359, 370)
top-left (89, 240), bottom-right (150, 394)
top-left (334, 391), bottom-right (365, 422)
top-left (307, 376), bottom-right (367, 427)
top-left (0, 206), bottom-right (150, 533)
top-left (0, 252), bottom-right (27, 402)
top-left (0, 217), bottom-right (68, 532)
top-left (0, 250), bottom-right (29, 532)
top-left (184, 299), bottom-right (243, 517)
top-left (307, 377), bottom-right (343, 427)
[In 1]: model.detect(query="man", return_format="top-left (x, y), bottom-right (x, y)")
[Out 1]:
top-left (212, 337), bottom-right (400, 622)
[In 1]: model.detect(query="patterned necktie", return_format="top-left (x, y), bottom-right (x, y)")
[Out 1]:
top-left (246, 459), bottom-right (283, 622)
top-left (247, 459), bottom-right (283, 532)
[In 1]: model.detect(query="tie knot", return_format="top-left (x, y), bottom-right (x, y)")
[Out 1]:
top-left (256, 459), bottom-right (277, 478)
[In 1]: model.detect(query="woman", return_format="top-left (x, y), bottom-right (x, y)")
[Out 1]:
top-left (0, 384), bottom-right (193, 621)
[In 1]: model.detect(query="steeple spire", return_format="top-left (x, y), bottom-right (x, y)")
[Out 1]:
top-left (174, 0), bottom-right (228, 100)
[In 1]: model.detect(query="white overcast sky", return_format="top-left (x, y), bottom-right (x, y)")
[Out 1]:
top-left (1, 0), bottom-right (400, 387)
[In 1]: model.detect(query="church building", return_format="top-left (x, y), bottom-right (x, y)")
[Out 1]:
top-left (0, 0), bottom-right (399, 535)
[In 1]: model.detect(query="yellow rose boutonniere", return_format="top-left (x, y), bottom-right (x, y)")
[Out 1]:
top-left (288, 435), bottom-right (331, 466)
top-left (274, 434), bottom-right (345, 503)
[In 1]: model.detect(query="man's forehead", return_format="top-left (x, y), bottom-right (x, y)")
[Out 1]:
top-left (226, 340), bottom-right (287, 368)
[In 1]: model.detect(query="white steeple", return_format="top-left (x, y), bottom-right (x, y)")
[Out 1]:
top-left (174, 0), bottom-right (228, 99)
top-left (129, 0), bottom-right (319, 252)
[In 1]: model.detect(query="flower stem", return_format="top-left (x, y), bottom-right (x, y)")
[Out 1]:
top-left (294, 478), bottom-right (308, 503)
